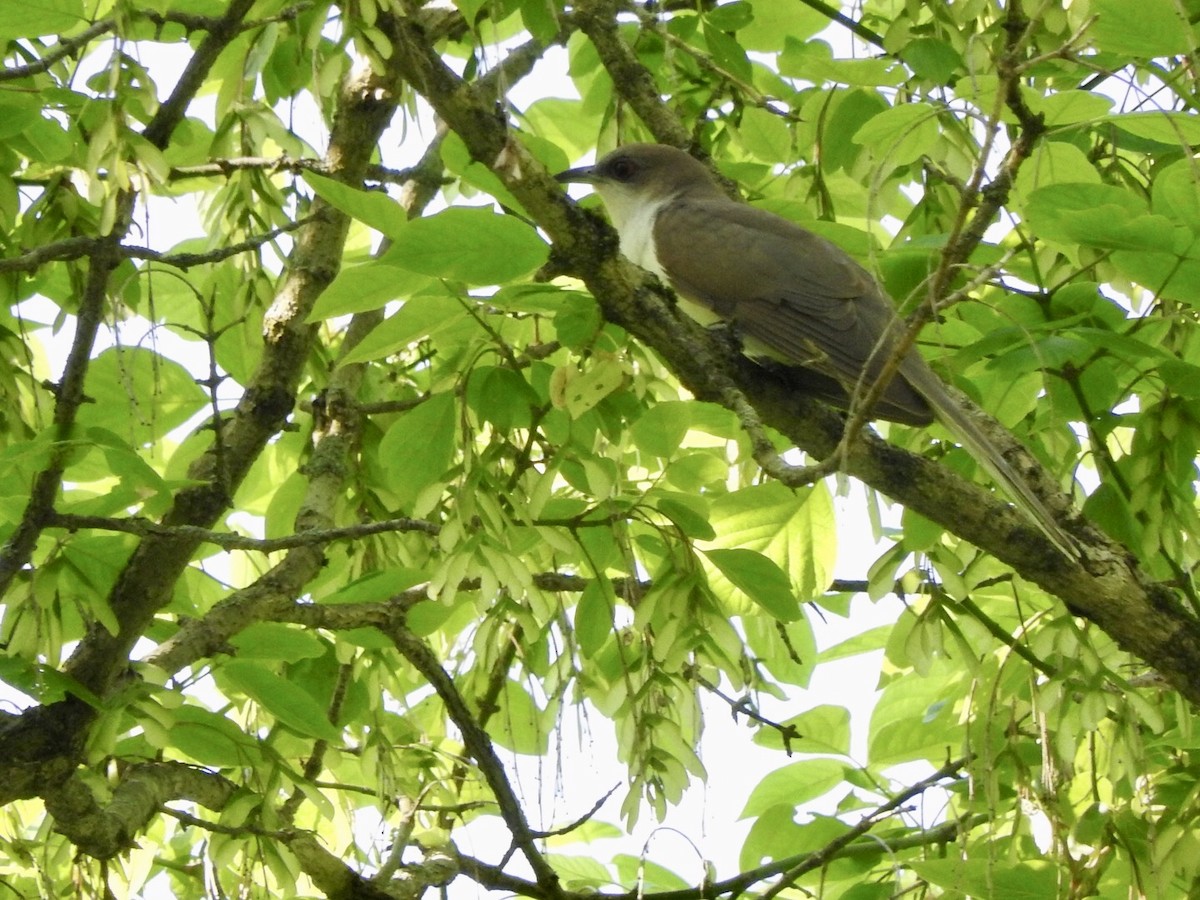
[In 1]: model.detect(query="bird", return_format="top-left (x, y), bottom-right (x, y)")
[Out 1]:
top-left (555, 143), bottom-right (1077, 558)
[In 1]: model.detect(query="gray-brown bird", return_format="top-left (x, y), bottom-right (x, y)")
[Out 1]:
top-left (555, 143), bottom-right (1076, 557)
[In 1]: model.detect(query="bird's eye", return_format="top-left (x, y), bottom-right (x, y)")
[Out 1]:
top-left (609, 157), bottom-right (638, 181)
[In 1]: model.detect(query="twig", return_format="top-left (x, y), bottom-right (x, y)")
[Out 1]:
top-left (0, 20), bottom-right (115, 82)
top-left (531, 785), bottom-right (620, 839)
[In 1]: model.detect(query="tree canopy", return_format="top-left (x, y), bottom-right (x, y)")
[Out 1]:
top-left (2, 0), bottom-right (1200, 897)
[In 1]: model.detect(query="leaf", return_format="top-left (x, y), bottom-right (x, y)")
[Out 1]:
top-left (900, 38), bottom-right (962, 85)
top-left (0, 0), bottom-right (84, 38)
top-left (1090, 0), bottom-right (1196, 57)
top-left (220, 660), bottom-right (342, 742)
top-left (703, 548), bottom-right (800, 621)
top-left (303, 170), bottom-right (409, 235)
top-left (308, 263), bottom-right (431, 320)
top-left (75, 347), bottom-right (208, 447)
top-left (321, 569), bottom-right (428, 605)
top-left (740, 758), bottom-right (846, 818)
top-left (549, 356), bottom-right (627, 417)
top-left (867, 658), bottom-right (959, 766)
top-left (575, 578), bottom-right (614, 656)
top-left (705, 481), bottom-right (836, 600)
top-left (1023, 182), bottom-right (1167, 250)
top-left (852, 102), bottom-right (941, 166)
top-left (739, 0), bottom-right (825, 51)
top-left (655, 495), bottom-right (716, 541)
top-left (631, 401), bottom-right (692, 458)
top-left (737, 106), bottom-right (792, 163)
top-left (387, 207), bottom-right (549, 285)
top-left (1105, 112), bottom-right (1200, 146)
top-left (340, 293), bottom-right (466, 365)
top-left (229, 624), bottom-right (327, 661)
top-left (491, 680), bottom-right (550, 754)
top-left (910, 860), bottom-right (1059, 899)
top-left (467, 366), bottom-right (539, 431)
top-left (379, 392), bottom-right (457, 509)
top-left (753, 704), bottom-right (851, 755)
top-left (160, 705), bottom-right (264, 767)
top-left (781, 39), bottom-right (903, 87)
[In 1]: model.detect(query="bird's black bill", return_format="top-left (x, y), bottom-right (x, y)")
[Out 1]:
top-left (554, 165), bottom-right (599, 184)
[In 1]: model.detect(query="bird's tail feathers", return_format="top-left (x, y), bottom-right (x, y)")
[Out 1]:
top-left (905, 366), bottom-right (1079, 560)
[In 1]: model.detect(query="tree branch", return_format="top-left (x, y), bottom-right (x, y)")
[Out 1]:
top-left (385, 622), bottom-right (563, 896)
top-left (45, 762), bottom-right (237, 859)
top-left (47, 512), bottom-right (438, 550)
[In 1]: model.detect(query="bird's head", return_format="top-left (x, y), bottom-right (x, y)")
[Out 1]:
top-left (555, 144), bottom-right (722, 231)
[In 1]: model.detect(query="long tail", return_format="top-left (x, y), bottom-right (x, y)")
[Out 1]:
top-left (903, 362), bottom-right (1079, 560)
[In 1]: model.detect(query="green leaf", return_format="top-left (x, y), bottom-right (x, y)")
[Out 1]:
top-left (900, 38), bottom-right (962, 85)
top-left (75, 347), bottom-right (208, 447)
top-left (868, 658), bottom-right (958, 766)
top-left (1023, 182), bottom-right (1166, 250)
top-left (705, 481), bottom-right (836, 600)
top-left (910, 860), bottom-right (1060, 899)
top-left (0, 0), bottom-right (84, 38)
top-left (303, 170), bottom-right (409, 235)
top-left (740, 0), bottom-right (825, 51)
top-left (551, 357), bottom-right (627, 417)
top-left (753, 704), bottom-right (851, 755)
top-left (852, 102), bottom-right (941, 166)
top-left (741, 810), bottom-right (847, 870)
top-left (655, 495), bottom-right (716, 541)
top-left (703, 24), bottom-right (753, 84)
top-left (1105, 112), bottom-right (1200, 146)
top-left (220, 660), bottom-right (342, 742)
top-left (308, 263), bottom-right (431, 320)
top-left (737, 106), bottom-right (792, 163)
top-left (229, 624), bottom-right (327, 661)
top-left (703, 547), bottom-right (800, 621)
top-left (1031, 90), bottom-right (1113, 126)
top-left (491, 680), bottom-right (550, 754)
top-left (1090, 0), bottom-right (1196, 57)
top-left (387, 207), bottom-right (549, 285)
top-left (781, 39), bottom-right (903, 87)
top-left (612, 854), bottom-right (691, 891)
top-left (159, 705), bottom-right (264, 767)
top-left (631, 401), bottom-right (691, 458)
top-left (704, 1), bottom-right (753, 31)
top-left (1154, 159), bottom-right (1200, 231)
top-left (520, 0), bottom-right (560, 45)
top-left (576, 578), bottom-right (614, 656)
top-left (321, 569), bottom-right (428, 605)
top-left (467, 366), bottom-right (539, 431)
top-left (340, 293), bottom-right (467, 365)
top-left (740, 758), bottom-right (846, 817)
top-left (380, 392), bottom-right (457, 509)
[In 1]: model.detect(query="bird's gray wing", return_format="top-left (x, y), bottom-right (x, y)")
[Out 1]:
top-left (653, 198), bottom-right (933, 425)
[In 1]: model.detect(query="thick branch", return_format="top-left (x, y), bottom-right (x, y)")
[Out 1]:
top-left (45, 762), bottom-right (236, 859)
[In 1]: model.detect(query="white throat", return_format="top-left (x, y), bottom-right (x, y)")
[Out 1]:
top-left (596, 187), bottom-right (670, 279)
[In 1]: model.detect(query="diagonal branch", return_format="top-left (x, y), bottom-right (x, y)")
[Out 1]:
top-left (379, 7), bottom-right (1200, 703)
top-left (385, 622), bottom-right (563, 896)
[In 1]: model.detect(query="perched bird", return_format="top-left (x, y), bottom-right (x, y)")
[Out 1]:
top-left (556, 143), bottom-right (1076, 557)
